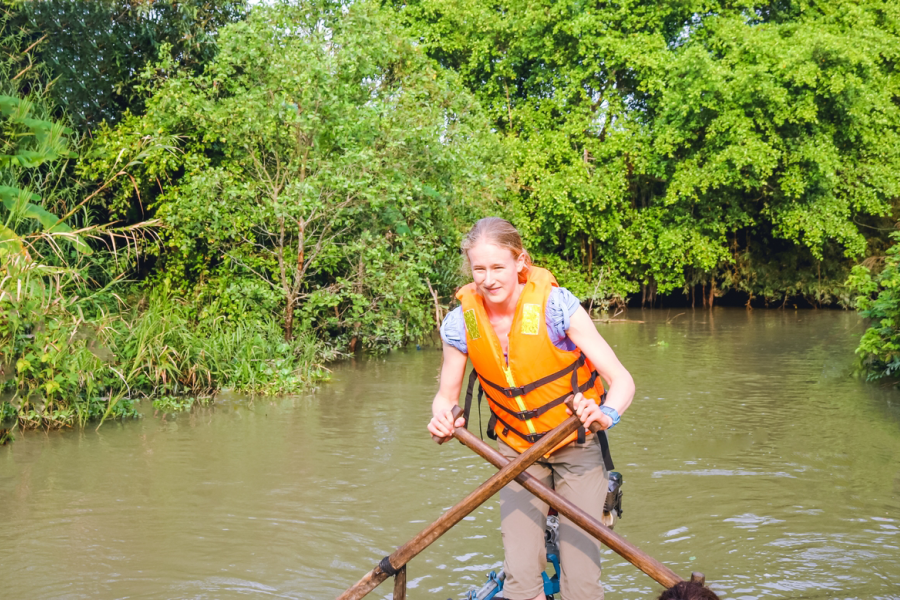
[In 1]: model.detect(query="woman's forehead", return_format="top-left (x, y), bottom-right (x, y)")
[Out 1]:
top-left (468, 241), bottom-right (516, 263)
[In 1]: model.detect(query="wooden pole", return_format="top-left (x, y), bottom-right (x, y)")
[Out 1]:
top-left (450, 403), bottom-right (683, 588)
top-left (336, 407), bottom-right (586, 600)
top-left (392, 566), bottom-right (407, 600)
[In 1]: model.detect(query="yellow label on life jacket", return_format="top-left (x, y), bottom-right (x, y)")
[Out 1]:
top-left (463, 309), bottom-right (481, 340)
top-left (521, 304), bottom-right (541, 336)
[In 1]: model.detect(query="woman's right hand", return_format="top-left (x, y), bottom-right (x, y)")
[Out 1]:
top-left (429, 342), bottom-right (469, 444)
top-left (428, 407), bottom-right (466, 444)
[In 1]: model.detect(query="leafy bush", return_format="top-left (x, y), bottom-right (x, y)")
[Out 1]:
top-left (111, 287), bottom-right (333, 397)
top-left (84, 0), bottom-right (503, 350)
top-left (0, 88), bottom-right (141, 429)
top-left (849, 232), bottom-right (900, 381)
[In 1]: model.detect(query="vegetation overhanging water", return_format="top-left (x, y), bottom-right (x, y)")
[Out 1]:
top-left (5, 1), bottom-right (900, 431)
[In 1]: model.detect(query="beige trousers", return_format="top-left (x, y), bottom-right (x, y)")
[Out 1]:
top-left (498, 437), bottom-right (608, 600)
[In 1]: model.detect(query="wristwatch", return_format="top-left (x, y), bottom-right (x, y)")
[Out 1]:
top-left (599, 406), bottom-right (620, 429)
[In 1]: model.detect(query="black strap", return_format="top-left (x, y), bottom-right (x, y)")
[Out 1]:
top-left (490, 370), bottom-right (600, 421)
top-left (462, 369), bottom-right (478, 427)
top-left (597, 430), bottom-right (615, 471)
top-left (477, 383), bottom-right (484, 439)
top-left (491, 410), bottom-right (547, 444)
top-left (379, 556), bottom-right (399, 577)
top-left (464, 369), bottom-right (486, 439)
top-left (480, 354), bottom-right (586, 398)
top-left (594, 380), bottom-right (614, 469)
top-left (573, 368), bottom-right (585, 443)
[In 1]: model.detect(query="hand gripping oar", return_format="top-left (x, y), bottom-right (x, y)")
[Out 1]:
top-left (335, 408), bottom-right (589, 600)
top-left (447, 400), bottom-right (687, 589)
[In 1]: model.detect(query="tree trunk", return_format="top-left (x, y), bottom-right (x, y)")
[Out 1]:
top-left (708, 279), bottom-right (715, 309)
top-left (284, 300), bottom-right (294, 341)
top-left (350, 322), bottom-right (361, 352)
top-left (588, 241), bottom-right (593, 279)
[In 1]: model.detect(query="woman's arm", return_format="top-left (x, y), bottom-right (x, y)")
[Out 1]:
top-left (427, 343), bottom-right (469, 443)
top-left (566, 306), bottom-right (636, 431)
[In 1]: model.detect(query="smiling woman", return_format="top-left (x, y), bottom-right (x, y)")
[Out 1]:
top-left (427, 217), bottom-right (635, 600)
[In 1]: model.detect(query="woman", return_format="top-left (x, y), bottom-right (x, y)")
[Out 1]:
top-left (428, 217), bottom-right (635, 600)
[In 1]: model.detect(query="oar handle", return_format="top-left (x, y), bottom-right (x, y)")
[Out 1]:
top-left (563, 396), bottom-right (604, 434)
top-left (431, 395), bottom-right (603, 444)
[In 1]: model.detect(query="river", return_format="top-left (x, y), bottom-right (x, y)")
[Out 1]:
top-left (2, 309), bottom-right (899, 599)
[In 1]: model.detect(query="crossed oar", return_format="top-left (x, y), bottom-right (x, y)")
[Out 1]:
top-left (337, 399), bottom-right (702, 600)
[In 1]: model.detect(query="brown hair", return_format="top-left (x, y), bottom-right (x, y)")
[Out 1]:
top-left (658, 582), bottom-right (721, 600)
top-left (460, 217), bottom-right (532, 280)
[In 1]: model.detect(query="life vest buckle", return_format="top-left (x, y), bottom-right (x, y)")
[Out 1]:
top-left (523, 432), bottom-right (545, 443)
top-left (502, 385), bottom-right (526, 398)
top-left (520, 408), bottom-right (540, 420)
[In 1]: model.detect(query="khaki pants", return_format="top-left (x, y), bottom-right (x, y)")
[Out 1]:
top-left (498, 437), bottom-right (608, 600)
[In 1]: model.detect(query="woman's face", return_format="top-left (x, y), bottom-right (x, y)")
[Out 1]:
top-left (467, 240), bottom-right (525, 307)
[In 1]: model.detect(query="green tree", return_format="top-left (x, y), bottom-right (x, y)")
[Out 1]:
top-left (849, 233), bottom-right (900, 381)
top-left (2, 0), bottom-right (247, 127)
top-left (86, 0), bottom-right (503, 349)
top-left (394, 0), bottom-right (900, 305)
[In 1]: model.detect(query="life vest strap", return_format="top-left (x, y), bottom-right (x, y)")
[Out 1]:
top-left (492, 408), bottom-right (615, 470)
top-left (491, 370), bottom-right (600, 421)
top-left (480, 354), bottom-right (587, 398)
top-left (492, 411), bottom-right (547, 444)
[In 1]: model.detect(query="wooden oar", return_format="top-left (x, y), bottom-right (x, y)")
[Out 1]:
top-left (335, 408), bottom-right (587, 600)
top-left (449, 401), bottom-right (685, 588)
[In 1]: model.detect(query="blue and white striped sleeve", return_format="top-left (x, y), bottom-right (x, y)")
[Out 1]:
top-left (440, 306), bottom-right (468, 354)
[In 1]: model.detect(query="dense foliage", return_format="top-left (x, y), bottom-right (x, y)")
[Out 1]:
top-left (393, 0), bottom-right (900, 305)
top-left (849, 233), bottom-right (900, 381)
top-left (83, 0), bottom-right (501, 350)
top-left (2, 0), bottom-right (248, 127)
top-left (4, 0), bottom-right (900, 428)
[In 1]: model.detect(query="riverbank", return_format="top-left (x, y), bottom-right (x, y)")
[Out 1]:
top-left (0, 297), bottom-right (888, 436)
top-left (0, 289), bottom-right (335, 433)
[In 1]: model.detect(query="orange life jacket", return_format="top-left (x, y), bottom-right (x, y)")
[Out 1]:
top-left (457, 266), bottom-right (608, 456)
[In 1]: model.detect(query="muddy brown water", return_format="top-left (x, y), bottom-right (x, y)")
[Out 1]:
top-left (2, 310), bottom-right (899, 599)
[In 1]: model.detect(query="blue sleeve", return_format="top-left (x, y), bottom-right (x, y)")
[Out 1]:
top-left (546, 287), bottom-right (581, 341)
top-left (440, 306), bottom-right (468, 354)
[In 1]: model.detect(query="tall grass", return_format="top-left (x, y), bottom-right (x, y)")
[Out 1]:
top-left (112, 289), bottom-right (332, 398)
top-left (1, 286), bottom-right (333, 432)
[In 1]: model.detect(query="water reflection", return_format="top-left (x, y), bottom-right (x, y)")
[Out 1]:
top-left (1, 309), bottom-right (899, 599)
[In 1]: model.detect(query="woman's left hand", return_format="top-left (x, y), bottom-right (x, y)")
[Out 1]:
top-left (566, 392), bottom-right (613, 431)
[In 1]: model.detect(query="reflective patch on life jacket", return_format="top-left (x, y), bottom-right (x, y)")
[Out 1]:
top-left (521, 304), bottom-right (541, 335)
top-left (463, 308), bottom-right (481, 340)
